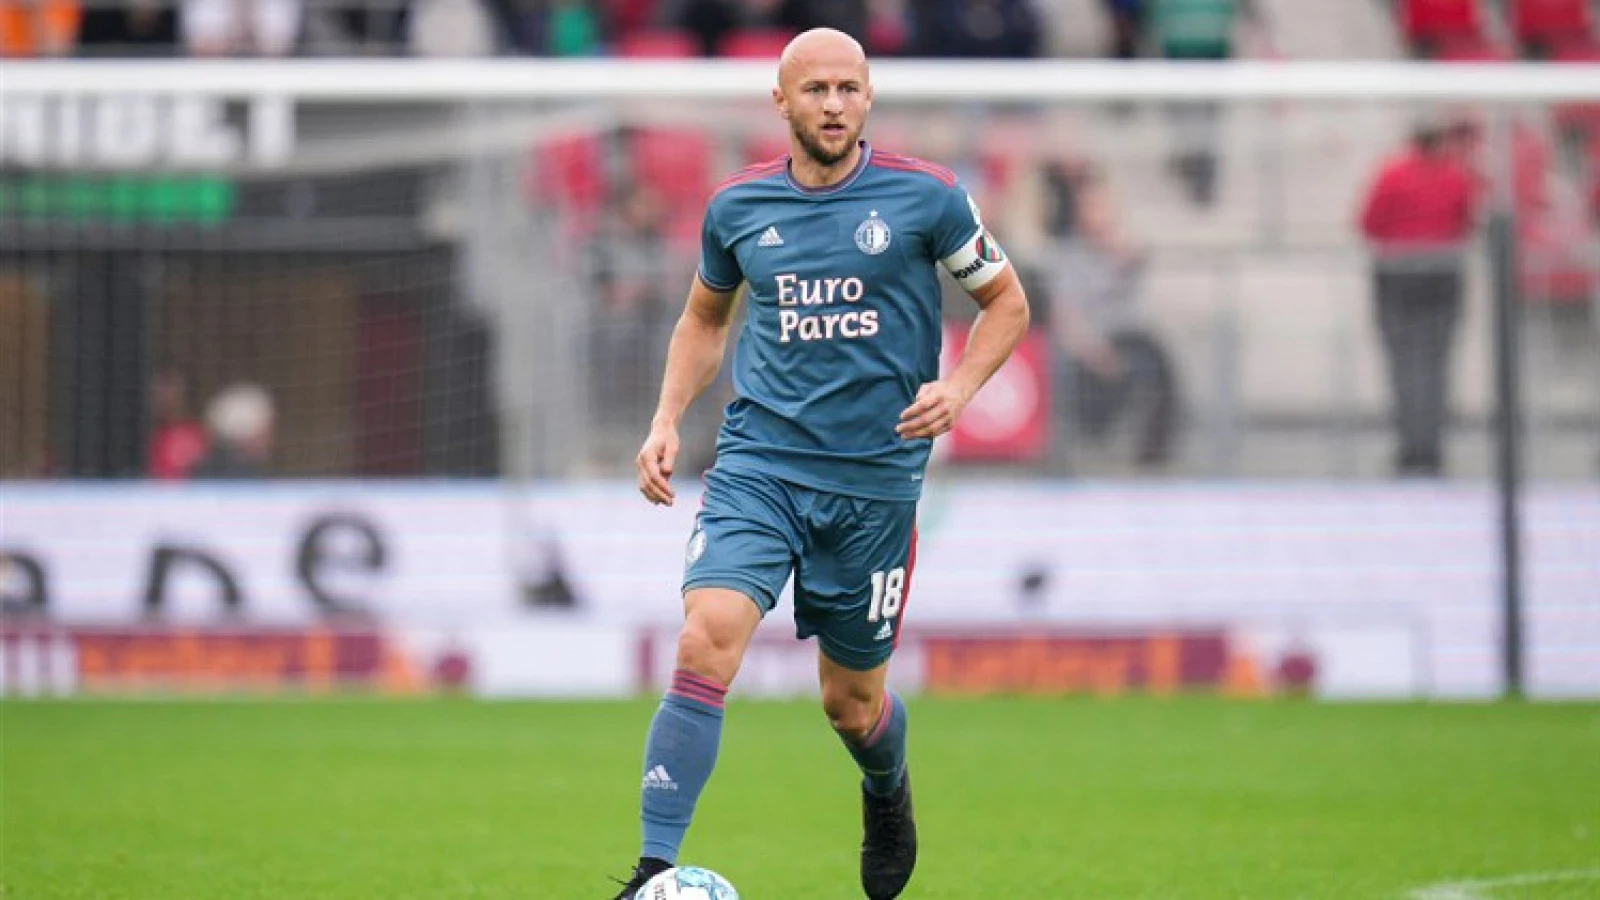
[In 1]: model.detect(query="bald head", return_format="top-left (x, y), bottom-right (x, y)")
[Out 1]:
top-left (777, 28), bottom-right (868, 90)
top-left (772, 27), bottom-right (872, 176)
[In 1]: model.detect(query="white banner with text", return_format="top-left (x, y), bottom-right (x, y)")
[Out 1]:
top-left (2, 481), bottom-right (1595, 698)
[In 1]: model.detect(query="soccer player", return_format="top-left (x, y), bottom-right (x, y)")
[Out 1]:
top-left (610, 28), bottom-right (1030, 900)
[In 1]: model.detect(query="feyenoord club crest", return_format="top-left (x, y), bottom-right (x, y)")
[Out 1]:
top-left (855, 210), bottom-right (892, 255)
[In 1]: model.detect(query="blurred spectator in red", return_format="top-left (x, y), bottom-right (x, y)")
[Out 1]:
top-left (182, 0), bottom-right (301, 56)
top-left (191, 383), bottom-right (276, 479)
top-left (0, 0), bottom-right (80, 56)
top-left (146, 368), bottom-right (209, 481)
top-left (1357, 113), bottom-right (1482, 477)
top-left (909, 0), bottom-right (1041, 57)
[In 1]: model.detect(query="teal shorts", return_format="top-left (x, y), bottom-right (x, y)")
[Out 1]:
top-left (682, 467), bottom-right (919, 671)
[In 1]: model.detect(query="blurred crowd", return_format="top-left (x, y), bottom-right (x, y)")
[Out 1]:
top-left (4, 0), bottom-right (1597, 60)
top-left (0, 0), bottom-right (1054, 58)
top-left (146, 369), bottom-right (277, 480)
top-left (5, 0), bottom-right (1597, 482)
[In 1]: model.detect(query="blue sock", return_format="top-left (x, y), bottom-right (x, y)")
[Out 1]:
top-left (837, 691), bottom-right (909, 797)
top-left (639, 669), bottom-right (727, 864)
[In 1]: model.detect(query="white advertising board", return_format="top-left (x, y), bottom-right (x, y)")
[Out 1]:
top-left (2, 481), bottom-right (1596, 698)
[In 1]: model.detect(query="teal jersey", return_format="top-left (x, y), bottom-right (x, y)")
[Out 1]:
top-left (697, 142), bottom-right (1006, 501)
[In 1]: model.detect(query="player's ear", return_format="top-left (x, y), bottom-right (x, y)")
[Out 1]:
top-left (773, 86), bottom-right (789, 118)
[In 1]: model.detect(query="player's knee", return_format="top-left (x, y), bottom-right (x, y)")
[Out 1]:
top-left (821, 684), bottom-right (880, 738)
top-left (674, 619), bottom-right (742, 685)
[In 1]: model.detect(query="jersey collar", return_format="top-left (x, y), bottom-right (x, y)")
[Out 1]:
top-left (785, 142), bottom-right (873, 196)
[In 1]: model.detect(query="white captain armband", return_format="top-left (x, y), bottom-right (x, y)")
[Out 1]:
top-left (940, 227), bottom-right (1009, 291)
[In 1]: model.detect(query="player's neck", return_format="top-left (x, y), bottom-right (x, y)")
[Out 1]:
top-left (789, 141), bottom-right (865, 190)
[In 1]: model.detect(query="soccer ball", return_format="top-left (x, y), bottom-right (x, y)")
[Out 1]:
top-left (634, 866), bottom-right (740, 900)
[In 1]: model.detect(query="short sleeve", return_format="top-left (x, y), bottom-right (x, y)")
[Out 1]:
top-left (929, 180), bottom-right (985, 261)
top-left (933, 180), bottom-right (1010, 291)
top-left (697, 199), bottom-right (743, 292)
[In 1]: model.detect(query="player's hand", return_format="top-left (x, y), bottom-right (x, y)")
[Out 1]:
top-left (897, 380), bottom-right (971, 440)
top-left (636, 422), bottom-right (680, 506)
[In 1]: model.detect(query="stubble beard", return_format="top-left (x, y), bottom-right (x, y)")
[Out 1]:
top-left (793, 120), bottom-right (860, 168)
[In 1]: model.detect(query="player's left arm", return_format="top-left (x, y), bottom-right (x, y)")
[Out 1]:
top-left (897, 266), bottom-right (1030, 440)
top-left (898, 184), bottom-right (1031, 440)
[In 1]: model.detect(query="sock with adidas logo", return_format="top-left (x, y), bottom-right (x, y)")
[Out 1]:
top-left (638, 668), bottom-right (727, 863)
top-left (836, 689), bottom-right (908, 797)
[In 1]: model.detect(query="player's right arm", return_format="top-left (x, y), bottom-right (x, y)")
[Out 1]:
top-left (638, 193), bottom-right (745, 507)
top-left (637, 276), bottom-right (740, 507)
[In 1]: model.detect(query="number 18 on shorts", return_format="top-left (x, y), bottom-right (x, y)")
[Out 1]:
top-left (683, 468), bottom-right (918, 672)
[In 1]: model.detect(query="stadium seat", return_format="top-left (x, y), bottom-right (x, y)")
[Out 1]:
top-left (613, 28), bottom-right (696, 58)
top-left (606, 0), bottom-right (665, 43)
top-left (719, 28), bottom-right (795, 59)
top-left (525, 132), bottom-right (609, 230)
top-left (1400, 0), bottom-right (1483, 42)
top-left (1513, 122), bottom-right (1551, 211)
top-left (742, 135), bottom-right (790, 166)
top-left (1509, 122), bottom-right (1594, 305)
top-left (1518, 213), bottom-right (1596, 304)
top-left (626, 126), bottom-right (713, 211)
top-left (1510, 0), bottom-right (1594, 55)
top-left (1398, 0), bottom-right (1486, 54)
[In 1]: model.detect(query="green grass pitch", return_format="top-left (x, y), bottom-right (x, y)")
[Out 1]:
top-left (3, 697), bottom-right (1597, 899)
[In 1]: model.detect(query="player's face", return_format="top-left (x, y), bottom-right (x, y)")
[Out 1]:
top-left (775, 48), bottom-right (872, 167)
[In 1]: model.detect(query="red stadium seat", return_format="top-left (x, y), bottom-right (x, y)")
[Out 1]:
top-left (613, 28), bottom-right (697, 58)
top-left (1513, 122), bottom-right (1551, 211)
top-left (526, 132), bottom-right (608, 220)
top-left (742, 135), bottom-right (790, 166)
top-left (719, 29), bottom-right (796, 59)
top-left (606, 0), bottom-right (665, 43)
top-left (627, 126), bottom-right (713, 210)
top-left (1400, 0), bottom-right (1483, 41)
top-left (1400, 0), bottom-right (1488, 56)
top-left (1510, 0), bottom-right (1594, 54)
top-left (1509, 124), bottom-right (1594, 305)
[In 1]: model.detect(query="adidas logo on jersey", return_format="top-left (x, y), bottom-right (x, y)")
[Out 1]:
top-left (642, 764), bottom-right (678, 791)
top-left (758, 226), bottom-right (784, 247)
top-left (874, 621), bottom-right (894, 641)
